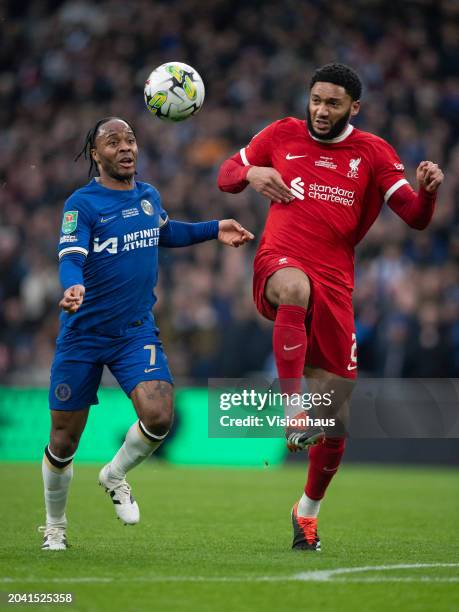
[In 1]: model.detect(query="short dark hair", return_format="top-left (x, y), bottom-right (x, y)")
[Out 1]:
top-left (310, 63), bottom-right (362, 101)
top-left (75, 117), bottom-right (136, 176)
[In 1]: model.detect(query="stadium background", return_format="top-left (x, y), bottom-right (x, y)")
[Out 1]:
top-left (0, 0), bottom-right (458, 465)
top-left (1, 2), bottom-right (458, 610)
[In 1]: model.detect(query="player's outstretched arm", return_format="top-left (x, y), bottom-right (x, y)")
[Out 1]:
top-left (59, 284), bottom-right (85, 314)
top-left (159, 219), bottom-right (253, 248)
top-left (388, 161), bottom-right (444, 230)
top-left (217, 219), bottom-right (255, 248)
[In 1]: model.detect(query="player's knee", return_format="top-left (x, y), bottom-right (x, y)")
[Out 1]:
top-left (278, 279), bottom-right (310, 307)
top-left (141, 405), bottom-right (174, 438)
top-left (49, 427), bottom-right (80, 458)
top-left (49, 432), bottom-right (78, 459)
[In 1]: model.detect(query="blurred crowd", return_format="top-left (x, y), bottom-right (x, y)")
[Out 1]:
top-left (1, 0), bottom-right (458, 384)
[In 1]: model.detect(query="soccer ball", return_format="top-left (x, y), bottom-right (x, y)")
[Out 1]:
top-left (144, 62), bottom-right (205, 122)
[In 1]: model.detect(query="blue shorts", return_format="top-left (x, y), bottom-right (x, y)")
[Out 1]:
top-left (49, 322), bottom-right (173, 411)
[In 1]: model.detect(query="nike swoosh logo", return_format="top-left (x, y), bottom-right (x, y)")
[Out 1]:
top-left (323, 466), bottom-right (338, 472)
top-left (286, 153), bottom-right (307, 160)
top-left (284, 344), bottom-right (303, 351)
top-left (144, 367), bottom-right (161, 373)
top-left (100, 215), bottom-right (117, 223)
top-left (347, 364), bottom-right (357, 371)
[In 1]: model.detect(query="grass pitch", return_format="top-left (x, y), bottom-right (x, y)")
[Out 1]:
top-left (1, 462), bottom-right (458, 612)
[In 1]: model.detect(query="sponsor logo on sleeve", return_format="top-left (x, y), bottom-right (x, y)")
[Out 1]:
top-left (59, 235), bottom-right (78, 244)
top-left (62, 211), bottom-right (78, 234)
top-left (394, 162), bottom-right (405, 171)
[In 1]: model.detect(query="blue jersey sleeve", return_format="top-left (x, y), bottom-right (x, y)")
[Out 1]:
top-left (59, 253), bottom-right (85, 290)
top-left (58, 194), bottom-right (94, 261)
top-left (159, 219), bottom-right (219, 247)
top-left (57, 194), bottom-right (94, 289)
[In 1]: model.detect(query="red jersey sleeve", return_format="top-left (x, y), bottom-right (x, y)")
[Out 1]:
top-left (217, 121), bottom-right (279, 193)
top-left (371, 137), bottom-right (436, 230)
top-left (217, 154), bottom-right (252, 193)
top-left (386, 184), bottom-right (436, 229)
top-left (372, 138), bottom-right (409, 204)
top-left (239, 121), bottom-right (278, 167)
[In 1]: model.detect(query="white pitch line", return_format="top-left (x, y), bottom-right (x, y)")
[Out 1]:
top-left (333, 578), bottom-right (459, 583)
top-left (292, 562), bottom-right (459, 582)
top-left (1, 563), bottom-right (458, 584)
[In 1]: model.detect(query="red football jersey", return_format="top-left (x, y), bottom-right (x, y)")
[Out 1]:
top-left (238, 117), bottom-right (409, 292)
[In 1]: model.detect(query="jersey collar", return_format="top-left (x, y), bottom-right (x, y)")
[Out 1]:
top-left (308, 123), bottom-right (354, 144)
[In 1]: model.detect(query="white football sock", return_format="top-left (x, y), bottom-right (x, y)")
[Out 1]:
top-left (297, 492), bottom-right (321, 518)
top-left (42, 450), bottom-right (74, 527)
top-left (108, 421), bottom-right (167, 479)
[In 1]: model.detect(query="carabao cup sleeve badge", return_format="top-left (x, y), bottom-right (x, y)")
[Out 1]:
top-left (62, 211), bottom-right (78, 234)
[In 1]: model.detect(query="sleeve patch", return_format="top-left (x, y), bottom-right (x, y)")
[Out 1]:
top-left (62, 211), bottom-right (78, 234)
top-left (60, 235), bottom-right (78, 244)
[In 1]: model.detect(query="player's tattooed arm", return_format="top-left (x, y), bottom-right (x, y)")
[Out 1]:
top-left (416, 161), bottom-right (444, 193)
top-left (59, 284), bottom-right (85, 313)
top-left (246, 167), bottom-right (294, 203)
top-left (218, 219), bottom-right (255, 248)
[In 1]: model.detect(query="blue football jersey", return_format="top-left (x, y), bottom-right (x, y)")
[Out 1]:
top-left (58, 178), bottom-right (168, 335)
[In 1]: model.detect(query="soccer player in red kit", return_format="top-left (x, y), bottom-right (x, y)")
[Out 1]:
top-left (217, 63), bottom-right (444, 551)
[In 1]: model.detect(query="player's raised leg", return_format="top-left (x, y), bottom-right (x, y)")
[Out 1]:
top-left (99, 380), bottom-right (173, 525)
top-left (292, 367), bottom-right (352, 551)
top-left (41, 408), bottom-right (89, 550)
top-left (265, 267), bottom-right (310, 396)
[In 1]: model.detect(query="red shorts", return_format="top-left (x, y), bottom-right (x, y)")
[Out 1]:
top-left (253, 252), bottom-right (357, 379)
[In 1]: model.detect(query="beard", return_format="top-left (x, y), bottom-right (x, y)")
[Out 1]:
top-left (306, 107), bottom-right (352, 140)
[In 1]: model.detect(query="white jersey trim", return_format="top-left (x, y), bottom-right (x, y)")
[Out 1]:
top-left (309, 124), bottom-right (354, 144)
top-left (59, 246), bottom-right (89, 260)
top-left (240, 147), bottom-right (250, 166)
top-left (384, 178), bottom-right (409, 203)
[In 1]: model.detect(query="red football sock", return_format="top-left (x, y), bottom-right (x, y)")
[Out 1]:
top-left (305, 437), bottom-right (346, 500)
top-left (273, 305), bottom-right (307, 395)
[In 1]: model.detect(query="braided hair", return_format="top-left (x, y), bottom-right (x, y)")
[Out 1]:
top-left (75, 117), bottom-right (136, 177)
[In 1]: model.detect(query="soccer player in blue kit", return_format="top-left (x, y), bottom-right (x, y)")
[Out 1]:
top-left (40, 117), bottom-right (254, 550)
